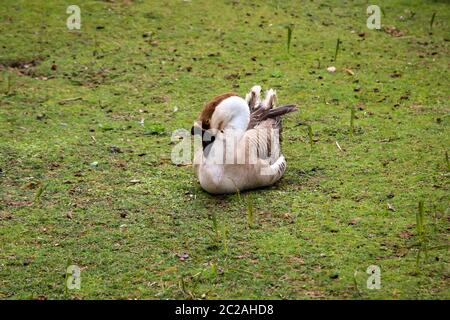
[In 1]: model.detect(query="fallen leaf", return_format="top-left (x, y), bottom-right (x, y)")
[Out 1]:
top-left (384, 26), bottom-right (405, 37)
top-left (176, 253), bottom-right (189, 261)
top-left (90, 161), bottom-right (99, 167)
top-left (344, 68), bottom-right (354, 76)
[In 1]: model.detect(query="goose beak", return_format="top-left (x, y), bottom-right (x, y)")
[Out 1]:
top-left (191, 123), bottom-right (216, 150)
top-left (191, 124), bottom-right (202, 136)
top-left (202, 130), bottom-right (216, 150)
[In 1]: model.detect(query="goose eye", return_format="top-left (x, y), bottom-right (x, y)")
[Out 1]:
top-left (202, 121), bottom-right (210, 131)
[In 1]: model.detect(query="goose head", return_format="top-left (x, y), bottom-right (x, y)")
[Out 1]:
top-left (191, 93), bottom-right (250, 151)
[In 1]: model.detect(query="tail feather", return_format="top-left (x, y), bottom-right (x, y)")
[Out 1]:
top-left (264, 104), bottom-right (297, 120)
top-left (263, 104), bottom-right (297, 144)
top-left (248, 104), bottom-right (298, 130)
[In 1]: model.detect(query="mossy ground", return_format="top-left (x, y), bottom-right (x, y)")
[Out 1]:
top-left (0, 0), bottom-right (449, 299)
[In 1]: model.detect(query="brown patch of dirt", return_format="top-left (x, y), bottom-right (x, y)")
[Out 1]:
top-left (399, 230), bottom-right (413, 239)
top-left (0, 211), bottom-right (13, 221)
top-left (0, 58), bottom-right (43, 76)
top-left (288, 255), bottom-right (305, 265)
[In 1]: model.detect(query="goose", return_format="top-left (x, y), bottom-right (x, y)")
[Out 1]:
top-left (191, 86), bottom-right (297, 194)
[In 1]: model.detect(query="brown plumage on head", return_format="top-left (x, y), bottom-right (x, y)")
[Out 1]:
top-left (198, 92), bottom-right (238, 131)
top-left (191, 92), bottom-right (239, 150)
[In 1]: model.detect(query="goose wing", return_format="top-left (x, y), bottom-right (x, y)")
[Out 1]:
top-left (240, 87), bottom-right (297, 163)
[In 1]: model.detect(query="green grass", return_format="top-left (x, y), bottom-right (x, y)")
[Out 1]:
top-left (0, 0), bottom-right (449, 300)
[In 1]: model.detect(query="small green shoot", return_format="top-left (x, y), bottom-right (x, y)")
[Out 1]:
top-left (7, 73), bottom-right (11, 94)
top-left (4, 72), bottom-right (12, 95)
top-left (211, 212), bottom-right (219, 240)
top-left (416, 201), bottom-right (425, 239)
top-left (307, 125), bottom-right (314, 149)
top-left (445, 151), bottom-right (449, 171)
top-left (353, 270), bottom-right (362, 297)
top-left (285, 24), bottom-right (294, 54)
top-left (179, 275), bottom-right (190, 298)
top-left (246, 194), bottom-right (254, 228)
top-left (235, 186), bottom-right (241, 202)
top-left (209, 212), bottom-right (230, 254)
top-left (415, 201), bottom-right (428, 268)
top-left (333, 38), bottom-right (340, 61)
top-left (222, 224), bottom-right (229, 254)
top-left (349, 107), bottom-right (355, 136)
top-left (34, 182), bottom-right (49, 203)
top-left (430, 13), bottom-right (436, 31)
top-left (210, 263), bottom-right (218, 278)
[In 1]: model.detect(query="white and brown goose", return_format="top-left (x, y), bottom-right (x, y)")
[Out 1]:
top-left (191, 86), bottom-right (297, 194)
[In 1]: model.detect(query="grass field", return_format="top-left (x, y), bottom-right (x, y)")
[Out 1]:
top-left (0, 0), bottom-right (449, 299)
